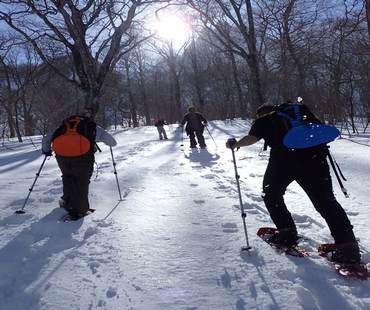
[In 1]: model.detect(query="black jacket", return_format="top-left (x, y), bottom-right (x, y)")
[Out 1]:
top-left (181, 112), bottom-right (207, 131)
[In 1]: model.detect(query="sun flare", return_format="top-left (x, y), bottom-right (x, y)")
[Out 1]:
top-left (154, 14), bottom-right (192, 45)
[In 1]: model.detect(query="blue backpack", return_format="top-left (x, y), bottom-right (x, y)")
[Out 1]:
top-left (271, 103), bottom-right (340, 149)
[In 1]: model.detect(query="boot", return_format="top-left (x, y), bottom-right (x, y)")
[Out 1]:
top-left (331, 243), bottom-right (361, 265)
top-left (267, 228), bottom-right (298, 247)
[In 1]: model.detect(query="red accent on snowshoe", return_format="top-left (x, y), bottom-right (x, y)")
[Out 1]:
top-left (318, 243), bottom-right (370, 280)
top-left (257, 227), bottom-right (309, 258)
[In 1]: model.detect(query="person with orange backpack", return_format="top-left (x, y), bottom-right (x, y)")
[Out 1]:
top-left (154, 117), bottom-right (168, 140)
top-left (41, 115), bottom-right (117, 221)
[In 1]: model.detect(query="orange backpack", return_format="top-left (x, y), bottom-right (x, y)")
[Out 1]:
top-left (52, 117), bottom-right (96, 157)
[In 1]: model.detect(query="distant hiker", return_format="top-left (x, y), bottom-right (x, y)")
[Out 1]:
top-left (41, 115), bottom-right (117, 221)
top-left (154, 117), bottom-right (168, 140)
top-left (180, 106), bottom-right (208, 149)
top-left (226, 102), bottom-right (361, 265)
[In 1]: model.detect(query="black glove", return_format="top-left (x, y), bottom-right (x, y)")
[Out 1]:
top-left (43, 150), bottom-right (53, 157)
top-left (226, 138), bottom-right (237, 149)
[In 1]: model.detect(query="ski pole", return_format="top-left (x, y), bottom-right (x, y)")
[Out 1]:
top-left (228, 138), bottom-right (252, 252)
top-left (180, 125), bottom-right (184, 146)
top-left (167, 124), bottom-right (172, 139)
top-left (110, 146), bottom-right (123, 201)
top-left (206, 125), bottom-right (217, 147)
top-left (16, 155), bottom-right (48, 214)
top-left (327, 151), bottom-right (348, 198)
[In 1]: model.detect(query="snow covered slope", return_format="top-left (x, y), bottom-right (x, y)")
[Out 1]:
top-left (0, 120), bottom-right (369, 309)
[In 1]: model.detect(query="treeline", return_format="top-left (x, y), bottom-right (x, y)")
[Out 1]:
top-left (0, 0), bottom-right (369, 142)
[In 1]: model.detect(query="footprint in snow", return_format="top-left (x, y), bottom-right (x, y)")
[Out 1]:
top-left (106, 287), bottom-right (117, 298)
top-left (203, 174), bottom-right (215, 179)
top-left (88, 261), bottom-right (100, 274)
top-left (222, 222), bottom-right (238, 233)
top-left (296, 287), bottom-right (319, 310)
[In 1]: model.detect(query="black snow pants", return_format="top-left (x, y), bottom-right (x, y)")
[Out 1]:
top-left (262, 147), bottom-right (356, 245)
top-left (56, 152), bottom-right (95, 215)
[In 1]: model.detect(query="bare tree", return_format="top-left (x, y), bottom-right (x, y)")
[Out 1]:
top-left (183, 38), bottom-right (207, 112)
top-left (149, 38), bottom-right (189, 121)
top-left (0, 0), bottom-right (160, 119)
top-left (365, 0), bottom-right (370, 38)
top-left (186, 0), bottom-right (264, 115)
top-left (123, 57), bottom-right (139, 128)
top-left (182, 37), bottom-right (244, 119)
top-left (133, 47), bottom-right (151, 125)
top-left (0, 38), bottom-right (52, 140)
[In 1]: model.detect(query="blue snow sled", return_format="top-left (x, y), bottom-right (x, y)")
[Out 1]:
top-left (283, 123), bottom-right (340, 149)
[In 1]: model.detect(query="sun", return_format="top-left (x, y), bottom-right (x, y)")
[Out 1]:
top-left (154, 14), bottom-right (192, 45)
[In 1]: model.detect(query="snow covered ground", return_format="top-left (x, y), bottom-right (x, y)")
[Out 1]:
top-left (0, 119), bottom-right (370, 310)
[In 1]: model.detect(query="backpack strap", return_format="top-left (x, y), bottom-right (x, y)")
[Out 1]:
top-left (64, 119), bottom-right (81, 134)
top-left (276, 105), bottom-right (303, 127)
top-left (68, 115), bottom-right (91, 122)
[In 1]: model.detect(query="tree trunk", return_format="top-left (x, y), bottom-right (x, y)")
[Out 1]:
top-left (125, 59), bottom-right (138, 127)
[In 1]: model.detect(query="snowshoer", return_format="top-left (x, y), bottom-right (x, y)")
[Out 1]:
top-left (42, 115), bottom-right (117, 220)
top-left (226, 103), bottom-right (361, 265)
top-left (154, 117), bottom-right (168, 140)
top-left (180, 106), bottom-right (208, 148)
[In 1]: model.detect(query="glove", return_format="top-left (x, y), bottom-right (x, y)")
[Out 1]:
top-left (203, 122), bottom-right (208, 126)
top-left (43, 150), bottom-right (53, 157)
top-left (226, 138), bottom-right (237, 149)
